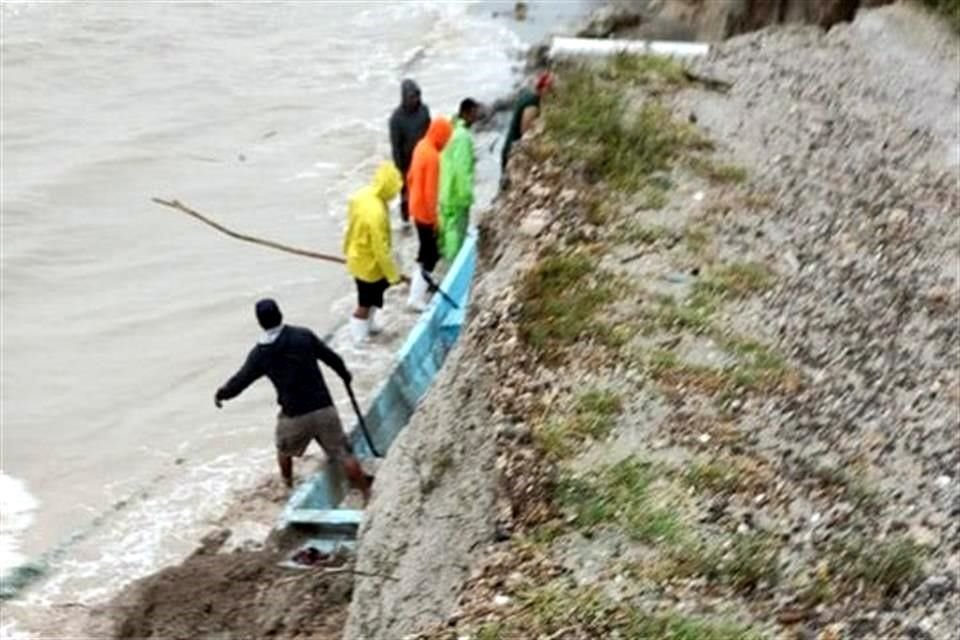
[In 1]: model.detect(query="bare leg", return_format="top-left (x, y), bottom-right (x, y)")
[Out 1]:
top-left (277, 451), bottom-right (293, 487)
top-left (341, 456), bottom-right (371, 505)
top-left (353, 306), bottom-right (370, 319)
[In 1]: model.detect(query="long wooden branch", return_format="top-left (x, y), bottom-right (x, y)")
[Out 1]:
top-left (152, 197), bottom-right (346, 265)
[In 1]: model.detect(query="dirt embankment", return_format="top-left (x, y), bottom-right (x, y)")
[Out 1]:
top-left (577, 0), bottom-right (957, 41)
top-left (347, 3), bottom-right (959, 640)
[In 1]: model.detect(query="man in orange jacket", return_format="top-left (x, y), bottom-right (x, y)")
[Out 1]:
top-left (406, 117), bottom-right (453, 310)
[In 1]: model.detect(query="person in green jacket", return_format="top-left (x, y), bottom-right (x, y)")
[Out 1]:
top-left (439, 98), bottom-right (480, 262)
top-left (501, 71), bottom-right (554, 172)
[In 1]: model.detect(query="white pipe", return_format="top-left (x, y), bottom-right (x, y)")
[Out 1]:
top-left (548, 36), bottom-right (710, 60)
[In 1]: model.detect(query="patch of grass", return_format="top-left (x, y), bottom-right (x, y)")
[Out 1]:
top-left (828, 535), bottom-right (926, 597)
top-left (695, 262), bottom-right (774, 299)
top-left (515, 580), bottom-right (763, 639)
top-left (520, 580), bottom-right (608, 631)
top-left (517, 252), bottom-right (618, 360)
top-left (646, 349), bottom-right (729, 394)
top-left (620, 222), bottom-right (670, 245)
top-left (536, 388), bottom-right (623, 459)
top-left (683, 453), bottom-right (773, 495)
top-left (688, 155), bottom-right (749, 184)
top-left (723, 532), bottom-right (782, 592)
top-left (646, 294), bottom-right (716, 334)
top-left (473, 622), bottom-right (504, 640)
top-left (642, 263), bottom-right (774, 339)
top-left (719, 335), bottom-right (795, 392)
top-left (544, 67), bottom-right (709, 192)
top-left (584, 194), bottom-right (613, 225)
top-left (798, 459), bottom-right (882, 512)
top-left (604, 51), bottom-right (690, 87)
top-left (795, 571), bottom-right (834, 608)
top-left (646, 335), bottom-right (797, 398)
top-left (555, 457), bottom-right (683, 543)
top-left (683, 225), bottom-right (711, 253)
top-left (624, 611), bottom-right (763, 640)
top-left (637, 185), bottom-right (670, 209)
top-left (657, 532), bottom-right (781, 593)
top-left (684, 460), bottom-right (742, 494)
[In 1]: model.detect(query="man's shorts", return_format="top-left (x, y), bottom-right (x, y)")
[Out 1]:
top-left (275, 406), bottom-right (351, 462)
top-left (355, 277), bottom-right (390, 309)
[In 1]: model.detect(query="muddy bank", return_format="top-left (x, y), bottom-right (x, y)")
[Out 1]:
top-left (104, 548), bottom-right (352, 640)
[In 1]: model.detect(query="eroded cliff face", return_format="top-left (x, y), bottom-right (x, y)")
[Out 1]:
top-left (582, 0), bottom-right (896, 41)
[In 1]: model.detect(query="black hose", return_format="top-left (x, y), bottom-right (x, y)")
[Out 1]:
top-left (345, 381), bottom-right (381, 457)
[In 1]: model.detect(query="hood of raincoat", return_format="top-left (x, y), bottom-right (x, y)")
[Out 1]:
top-left (371, 161), bottom-right (403, 202)
top-left (425, 117), bottom-right (453, 152)
top-left (400, 79), bottom-right (421, 111)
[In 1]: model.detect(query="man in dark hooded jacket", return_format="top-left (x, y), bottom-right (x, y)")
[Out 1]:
top-left (215, 299), bottom-right (371, 502)
top-left (389, 79), bottom-right (430, 224)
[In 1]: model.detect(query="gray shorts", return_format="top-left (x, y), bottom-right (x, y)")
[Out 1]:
top-left (275, 406), bottom-right (351, 462)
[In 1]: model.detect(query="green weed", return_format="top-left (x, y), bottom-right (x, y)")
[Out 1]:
top-left (605, 52), bottom-right (690, 87)
top-left (555, 458), bottom-right (682, 543)
top-left (544, 68), bottom-right (708, 192)
top-left (620, 222), bottom-right (670, 245)
top-left (828, 535), bottom-right (926, 597)
top-left (688, 155), bottom-right (749, 184)
top-left (536, 388), bottom-right (623, 459)
top-left (517, 252), bottom-right (618, 361)
top-left (515, 580), bottom-right (763, 639)
top-left (657, 533), bottom-right (781, 593)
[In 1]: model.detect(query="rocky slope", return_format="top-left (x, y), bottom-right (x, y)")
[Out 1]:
top-left (345, 4), bottom-right (958, 639)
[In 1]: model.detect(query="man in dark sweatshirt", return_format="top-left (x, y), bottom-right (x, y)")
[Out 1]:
top-left (389, 79), bottom-right (430, 225)
top-left (215, 299), bottom-right (370, 501)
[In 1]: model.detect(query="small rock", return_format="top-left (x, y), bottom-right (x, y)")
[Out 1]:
top-left (698, 433), bottom-right (711, 444)
top-left (221, 521), bottom-right (270, 553)
top-left (519, 209), bottom-right (549, 237)
top-left (693, 191), bottom-right (705, 202)
top-left (782, 250), bottom-right (801, 274)
top-left (529, 183), bottom-right (549, 198)
top-left (887, 208), bottom-right (909, 227)
top-left (910, 524), bottom-right (940, 548)
top-left (904, 623), bottom-right (933, 640)
top-left (493, 593), bottom-right (512, 607)
top-left (935, 475), bottom-right (951, 488)
top-left (921, 574), bottom-right (956, 599)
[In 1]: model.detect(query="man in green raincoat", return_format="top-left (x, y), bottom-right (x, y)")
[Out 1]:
top-left (439, 98), bottom-right (480, 262)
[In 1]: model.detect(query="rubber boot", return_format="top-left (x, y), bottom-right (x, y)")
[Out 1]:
top-left (349, 316), bottom-right (369, 344)
top-left (407, 267), bottom-right (429, 312)
top-left (368, 307), bottom-right (384, 335)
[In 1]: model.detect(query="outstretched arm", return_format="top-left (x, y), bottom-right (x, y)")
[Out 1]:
top-left (312, 332), bottom-right (351, 384)
top-left (215, 350), bottom-right (263, 407)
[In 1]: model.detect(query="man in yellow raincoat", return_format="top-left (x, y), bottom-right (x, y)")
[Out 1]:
top-left (343, 161), bottom-right (408, 342)
top-left (439, 98), bottom-right (480, 262)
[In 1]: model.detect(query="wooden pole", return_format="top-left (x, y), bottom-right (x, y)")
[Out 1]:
top-left (152, 197), bottom-right (347, 265)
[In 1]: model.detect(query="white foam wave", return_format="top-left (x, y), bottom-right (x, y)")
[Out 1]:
top-left (21, 447), bottom-right (272, 607)
top-left (0, 473), bottom-right (38, 579)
